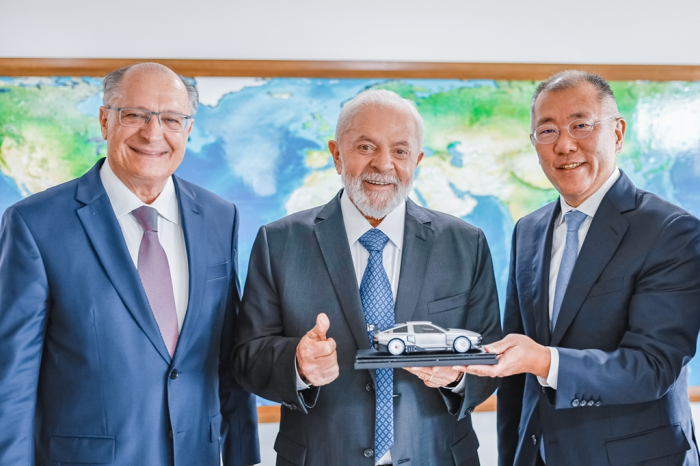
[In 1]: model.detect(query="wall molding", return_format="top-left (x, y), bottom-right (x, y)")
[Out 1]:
top-left (2, 58), bottom-right (700, 80)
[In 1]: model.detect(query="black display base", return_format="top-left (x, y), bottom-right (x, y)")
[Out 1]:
top-left (354, 348), bottom-right (498, 369)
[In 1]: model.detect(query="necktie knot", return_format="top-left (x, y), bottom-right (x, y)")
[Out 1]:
top-left (132, 205), bottom-right (159, 232)
top-left (358, 228), bottom-right (389, 252)
top-left (564, 210), bottom-right (587, 232)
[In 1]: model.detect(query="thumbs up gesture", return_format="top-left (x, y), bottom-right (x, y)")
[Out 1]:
top-left (296, 313), bottom-right (339, 386)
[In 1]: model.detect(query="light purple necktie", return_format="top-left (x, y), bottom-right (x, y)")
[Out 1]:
top-left (132, 206), bottom-right (179, 357)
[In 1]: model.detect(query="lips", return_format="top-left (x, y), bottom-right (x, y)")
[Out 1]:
top-left (129, 146), bottom-right (169, 156)
top-left (364, 180), bottom-right (394, 186)
top-left (559, 162), bottom-right (583, 170)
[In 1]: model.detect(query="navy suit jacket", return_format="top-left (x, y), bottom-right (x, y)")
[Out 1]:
top-left (498, 171), bottom-right (700, 466)
top-left (0, 160), bottom-right (259, 465)
top-left (233, 192), bottom-right (501, 466)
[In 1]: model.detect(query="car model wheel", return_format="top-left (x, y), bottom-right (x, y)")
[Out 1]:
top-left (453, 336), bottom-right (471, 353)
top-left (387, 338), bottom-right (406, 356)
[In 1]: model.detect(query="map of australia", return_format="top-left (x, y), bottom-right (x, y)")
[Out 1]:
top-left (2, 76), bottom-right (700, 385)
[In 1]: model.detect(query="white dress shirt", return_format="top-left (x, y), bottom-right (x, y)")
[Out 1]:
top-left (539, 168), bottom-right (621, 389)
top-left (99, 159), bottom-right (189, 332)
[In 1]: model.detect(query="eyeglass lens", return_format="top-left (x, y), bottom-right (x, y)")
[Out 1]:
top-left (118, 108), bottom-right (188, 132)
top-left (533, 119), bottom-right (597, 144)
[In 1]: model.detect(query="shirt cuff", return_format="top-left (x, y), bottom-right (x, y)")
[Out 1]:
top-left (295, 360), bottom-right (311, 391)
top-left (448, 373), bottom-right (467, 394)
top-left (536, 347), bottom-right (559, 390)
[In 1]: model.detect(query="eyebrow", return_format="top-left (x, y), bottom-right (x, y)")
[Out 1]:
top-left (535, 111), bottom-right (593, 126)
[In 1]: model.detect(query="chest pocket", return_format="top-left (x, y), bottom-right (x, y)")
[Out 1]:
top-left (427, 291), bottom-right (469, 314)
top-left (206, 262), bottom-right (228, 281)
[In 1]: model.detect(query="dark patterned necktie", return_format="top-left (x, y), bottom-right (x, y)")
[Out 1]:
top-left (358, 228), bottom-right (394, 460)
top-left (132, 206), bottom-right (179, 357)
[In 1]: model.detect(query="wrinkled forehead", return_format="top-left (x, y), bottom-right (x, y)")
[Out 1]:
top-left (531, 85), bottom-right (613, 128)
top-left (346, 105), bottom-right (421, 146)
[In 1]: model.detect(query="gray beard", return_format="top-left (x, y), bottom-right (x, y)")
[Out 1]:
top-left (341, 168), bottom-right (413, 220)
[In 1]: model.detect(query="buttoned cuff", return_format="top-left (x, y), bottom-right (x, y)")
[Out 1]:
top-left (536, 347), bottom-right (559, 390)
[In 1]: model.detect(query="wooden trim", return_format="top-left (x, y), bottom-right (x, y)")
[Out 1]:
top-left (257, 388), bottom-right (700, 423)
top-left (2, 58), bottom-right (700, 81)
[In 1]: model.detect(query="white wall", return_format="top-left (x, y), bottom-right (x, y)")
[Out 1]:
top-left (3, 0), bottom-right (700, 65)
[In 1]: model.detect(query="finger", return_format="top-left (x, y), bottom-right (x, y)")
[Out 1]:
top-left (461, 365), bottom-right (500, 377)
top-left (307, 313), bottom-right (330, 341)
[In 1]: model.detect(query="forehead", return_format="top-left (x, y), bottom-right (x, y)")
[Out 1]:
top-left (112, 69), bottom-right (190, 113)
top-left (345, 105), bottom-right (419, 144)
top-left (532, 83), bottom-right (603, 125)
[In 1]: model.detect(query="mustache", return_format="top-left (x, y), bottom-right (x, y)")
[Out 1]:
top-left (358, 172), bottom-right (399, 185)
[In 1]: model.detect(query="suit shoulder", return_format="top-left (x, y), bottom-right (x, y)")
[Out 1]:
top-left (635, 189), bottom-right (696, 223)
top-left (175, 177), bottom-right (236, 211)
top-left (411, 203), bottom-right (484, 240)
top-left (7, 177), bottom-right (80, 217)
top-left (263, 205), bottom-right (325, 234)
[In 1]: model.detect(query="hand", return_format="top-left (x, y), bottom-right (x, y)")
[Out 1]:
top-left (453, 334), bottom-right (551, 379)
top-left (403, 366), bottom-right (463, 388)
top-left (296, 313), bottom-right (339, 386)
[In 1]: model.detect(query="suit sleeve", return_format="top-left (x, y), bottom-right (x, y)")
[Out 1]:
top-left (0, 207), bottom-right (49, 464)
top-left (555, 213), bottom-right (700, 409)
top-left (232, 226), bottom-right (318, 414)
top-left (219, 205), bottom-right (260, 466)
top-left (497, 220), bottom-right (526, 466)
top-left (453, 228), bottom-right (503, 418)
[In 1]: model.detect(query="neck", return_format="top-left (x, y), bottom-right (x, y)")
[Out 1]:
top-left (116, 173), bottom-right (166, 204)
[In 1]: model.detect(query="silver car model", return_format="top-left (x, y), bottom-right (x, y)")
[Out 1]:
top-left (371, 321), bottom-right (482, 355)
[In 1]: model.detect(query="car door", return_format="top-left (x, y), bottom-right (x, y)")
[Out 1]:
top-left (413, 323), bottom-right (446, 349)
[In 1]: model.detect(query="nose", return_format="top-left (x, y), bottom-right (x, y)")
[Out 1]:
top-left (370, 146), bottom-right (393, 173)
top-left (552, 128), bottom-right (577, 155)
top-left (139, 114), bottom-right (165, 142)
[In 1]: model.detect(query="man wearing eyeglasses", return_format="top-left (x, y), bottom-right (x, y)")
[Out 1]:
top-left (457, 70), bottom-right (700, 465)
top-left (0, 63), bottom-right (259, 465)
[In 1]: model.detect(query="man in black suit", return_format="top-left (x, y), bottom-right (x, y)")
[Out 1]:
top-left (233, 89), bottom-right (501, 465)
top-left (460, 70), bottom-right (700, 465)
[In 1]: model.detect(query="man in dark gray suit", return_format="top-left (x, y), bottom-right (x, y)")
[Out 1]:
top-left (460, 70), bottom-right (700, 465)
top-left (233, 89), bottom-right (501, 465)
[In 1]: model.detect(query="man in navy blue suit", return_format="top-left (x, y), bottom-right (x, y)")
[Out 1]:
top-left (0, 63), bottom-right (259, 465)
top-left (459, 70), bottom-right (700, 465)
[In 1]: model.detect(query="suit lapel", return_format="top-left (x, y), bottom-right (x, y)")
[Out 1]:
top-left (314, 193), bottom-right (369, 351)
top-left (394, 199), bottom-right (434, 325)
top-left (550, 173), bottom-right (635, 346)
top-left (76, 161), bottom-right (171, 363)
top-left (170, 178), bottom-right (206, 360)
top-left (531, 203), bottom-right (558, 345)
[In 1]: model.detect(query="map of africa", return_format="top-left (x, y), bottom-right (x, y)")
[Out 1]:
top-left (2, 76), bottom-right (700, 387)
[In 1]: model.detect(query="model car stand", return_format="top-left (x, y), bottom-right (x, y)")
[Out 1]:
top-left (354, 348), bottom-right (498, 370)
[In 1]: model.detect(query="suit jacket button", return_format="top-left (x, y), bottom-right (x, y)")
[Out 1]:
top-left (288, 402), bottom-right (298, 410)
top-left (531, 434), bottom-right (537, 445)
top-left (595, 401), bottom-right (602, 407)
top-left (466, 407), bottom-right (474, 414)
top-left (366, 383), bottom-right (374, 393)
top-left (580, 400), bottom-right (587, 407)
top-left (572, 399), bottom-right (580, 407)
top-left (363, 448), bottom-right (374, 458)
top-left (587, 400), bottom-right (595, 407)
top-left (169, 369), bottom-right (178, 380)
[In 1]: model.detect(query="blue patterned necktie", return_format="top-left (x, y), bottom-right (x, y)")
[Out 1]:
top-left (551, 210), bottom-right (588, 331)
top-left (358, 228), bottom-right (394, 460)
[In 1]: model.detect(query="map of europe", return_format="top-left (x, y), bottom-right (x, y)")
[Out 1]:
top-left (1, 76), bottom-right (700, 386)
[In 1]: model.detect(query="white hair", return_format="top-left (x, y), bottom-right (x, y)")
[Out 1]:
top-left (335, 89), bottom-right (424, 145)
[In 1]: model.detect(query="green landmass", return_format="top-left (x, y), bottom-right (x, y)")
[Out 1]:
top-left (0, 79), bottom-right (104, 195)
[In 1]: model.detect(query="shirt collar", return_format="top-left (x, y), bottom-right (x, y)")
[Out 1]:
top-left (99, 158), bottom-right (180, 225)
top-left (558, 167), bottom-right (620, 224)
top-left (340, 189), bottom-right (406, 251)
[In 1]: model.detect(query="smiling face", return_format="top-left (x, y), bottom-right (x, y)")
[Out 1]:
top-left (328, 105), bottom-right (424, 224)
top-left (531, 82), bottom-right (626, 207)
top-left (99, 66), bottom-right (193, 203)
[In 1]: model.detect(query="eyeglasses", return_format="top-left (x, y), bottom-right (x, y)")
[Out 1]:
top-left (104, 106), bottom-right (193, 132)
top-left (531, 116), bottom-right (620, 144)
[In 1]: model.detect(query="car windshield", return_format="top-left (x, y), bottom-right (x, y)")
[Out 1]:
top-left (431, 324), bottom-right (448, 332)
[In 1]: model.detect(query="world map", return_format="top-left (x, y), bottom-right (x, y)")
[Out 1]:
top-left (2, 75), bottom-right (700, 386)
